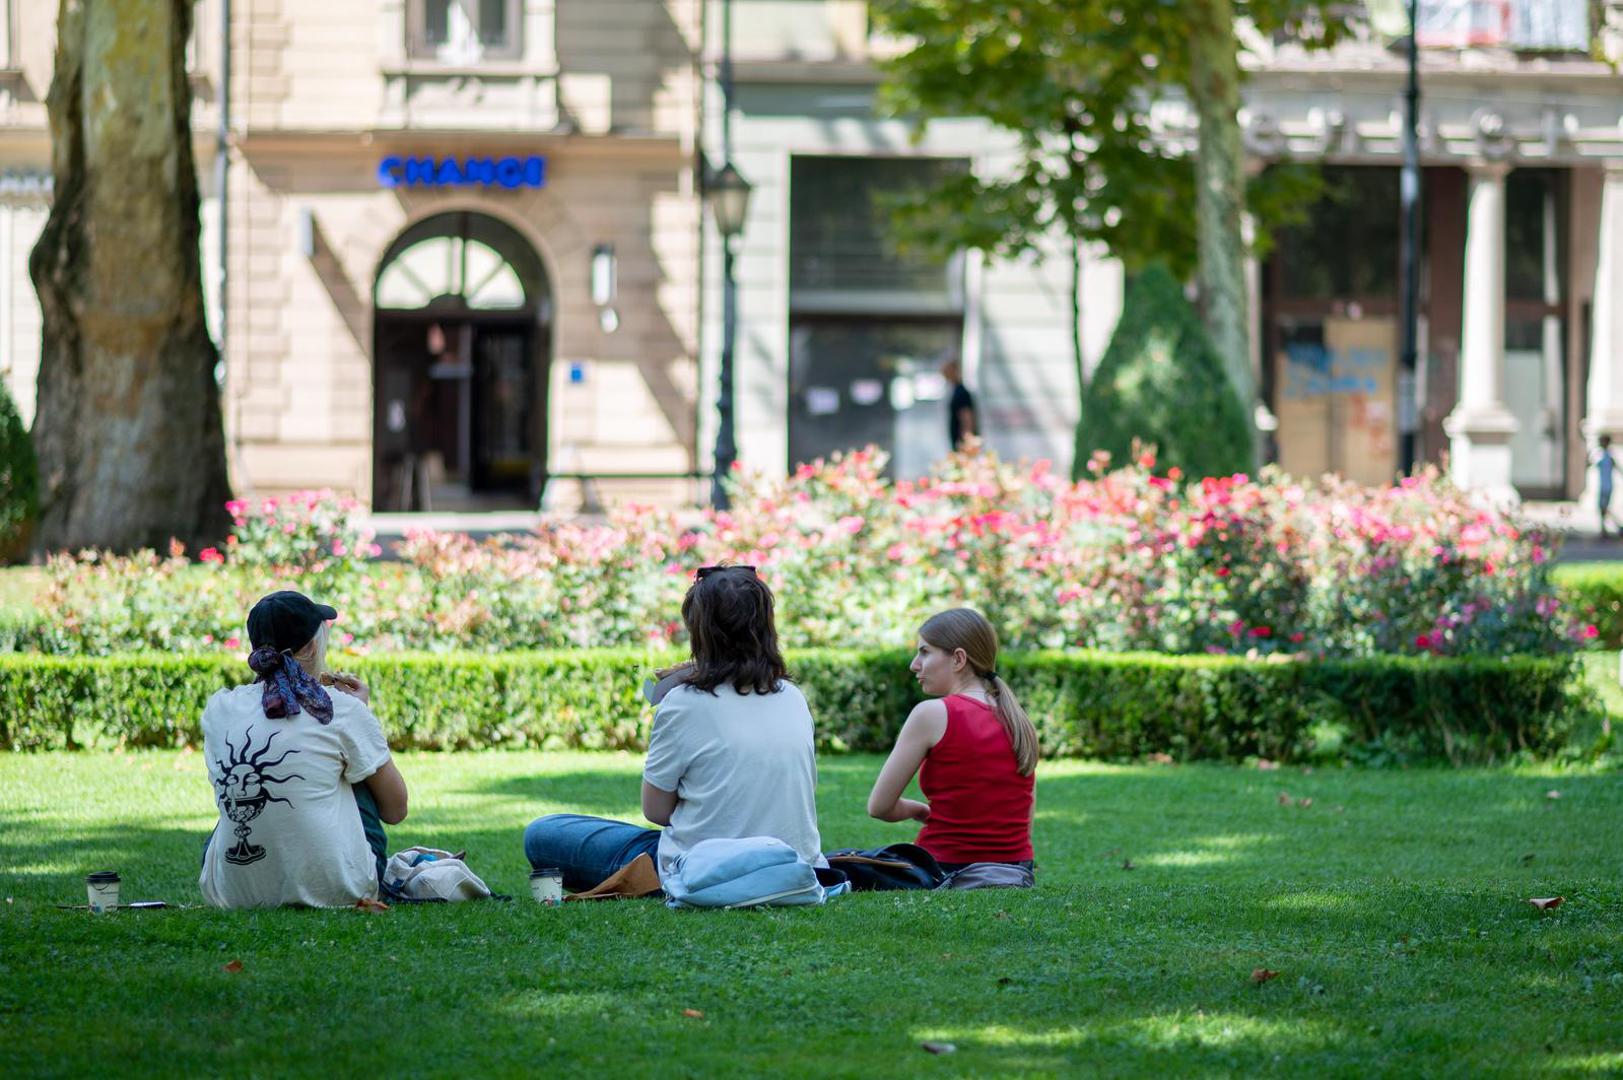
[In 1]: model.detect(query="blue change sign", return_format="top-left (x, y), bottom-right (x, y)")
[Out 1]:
top-left (377, 155), bottom-right (546, 190)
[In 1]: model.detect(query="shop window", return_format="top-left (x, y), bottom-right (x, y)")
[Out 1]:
top-left (787, 317), bottom-right (962, 481)
top-left (790, 155), bottom-right (965, 301)
top-left (377, 236), bottom-right (527, 311)
top-left (1504, 168), bottom-right (1568, 495)
top-left (407, 0), bottom-right (522, 63)
top-left (787, 156), bottom-right (968, 477)
top-left (1273, 167), bottom-right (1399, 301)
top-left (1505, 169), bottom-right (1566, 304)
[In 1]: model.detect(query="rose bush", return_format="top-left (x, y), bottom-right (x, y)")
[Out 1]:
top-left (6, 449), bottom-right (1588, 658)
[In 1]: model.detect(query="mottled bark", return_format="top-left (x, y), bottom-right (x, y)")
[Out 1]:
top-left (28, 0), bottom-right (230, 553)
top-left (1186, 0), bottom-right (1256, 447)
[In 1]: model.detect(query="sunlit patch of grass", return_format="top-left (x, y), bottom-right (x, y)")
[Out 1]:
top-left (3, 751), bottom-right (1622, 1076)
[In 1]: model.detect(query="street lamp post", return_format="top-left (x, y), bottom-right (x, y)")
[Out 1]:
top-left (1398, 0), bottom-right (1422, 475)
top-left (706, 163), bottom-right (751, 509)
top-left (706, 0), bottom-right (752, 510)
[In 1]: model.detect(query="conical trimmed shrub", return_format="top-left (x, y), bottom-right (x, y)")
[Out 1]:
top-left (0, 378), bottom-right (37, 562)
top-left (1074, 264), bottom-right (1253, 480)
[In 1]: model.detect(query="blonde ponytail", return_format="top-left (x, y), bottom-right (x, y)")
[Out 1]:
top-left (986, 673), bottom-right (1039, 777)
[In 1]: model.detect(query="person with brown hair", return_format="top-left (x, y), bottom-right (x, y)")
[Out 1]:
top-left (866, 608), bottom-right (1036, 882)
top-left (523, 566), bottom-right (823, 892)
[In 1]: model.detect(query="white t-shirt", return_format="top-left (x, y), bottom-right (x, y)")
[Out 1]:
top-left (643, 681), bottom-right (823, 878)
top-left (198, 684), bottom-right (392, 909)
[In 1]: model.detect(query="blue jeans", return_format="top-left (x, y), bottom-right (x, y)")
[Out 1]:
top-left (523, 813), bottom-right (662, 893)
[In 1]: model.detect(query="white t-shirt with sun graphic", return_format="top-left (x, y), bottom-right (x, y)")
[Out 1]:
top-left (198, 684), bottom-right (392, 909)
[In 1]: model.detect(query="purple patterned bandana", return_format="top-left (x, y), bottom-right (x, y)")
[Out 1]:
top-left (247, 646), bottom-right (334, 724)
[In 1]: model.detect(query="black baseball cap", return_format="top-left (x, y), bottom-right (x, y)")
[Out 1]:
top-left (246, 591), bottom-right (337, 652)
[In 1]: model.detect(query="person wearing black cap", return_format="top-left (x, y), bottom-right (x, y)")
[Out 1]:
top-left (199, 590), bottom-right (409, 908)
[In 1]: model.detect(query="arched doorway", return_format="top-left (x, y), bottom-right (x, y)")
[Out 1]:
top-left (372, 212), bottom-right (552, 510)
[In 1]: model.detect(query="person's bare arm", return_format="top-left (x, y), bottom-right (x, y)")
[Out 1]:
top-left (363, 760), bottom-right (409, 824)
top-left (867, 701), bottom-right (949, 823)
top-left (642, 780), bottom-right (679, 827)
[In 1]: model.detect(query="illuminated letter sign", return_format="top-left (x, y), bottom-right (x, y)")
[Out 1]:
top-left (377, 155), bottom-right (546, 190)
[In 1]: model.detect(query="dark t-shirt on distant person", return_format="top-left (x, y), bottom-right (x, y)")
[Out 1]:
top-left (948, 382), bottom-right (975, 450)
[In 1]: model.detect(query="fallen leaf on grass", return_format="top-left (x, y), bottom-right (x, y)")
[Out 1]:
top-left (1257, 759), bottom-right (1280, 771)
top-left (994, 910), bottom-right (1012, 920)
top-left (1296, 797), bottom-right (1314, 809)
top-left (1147, 752), bottom-right (1174, 765)
top-left (1545, 790), bottom-right (1562, 801)
top-left (921, 1042), bottom-right (956, 1055)
top-left (1278, 791), bottom-right (1293, 805)
top-left (223, 960), bottom-right (243, 973)
top-left (354, 897), bottom-right (390, 914)
top-left (1251, 968), bottom-right (1280, 984)
top-left (1519, 853), bottom-right (1537, 865)
top-left (1527, 897), bottom-right (1564, 911)
top-left (681, 1008), bottom-right (705, 1019)
top-left (1121, 859), bottom-right (1136, 871)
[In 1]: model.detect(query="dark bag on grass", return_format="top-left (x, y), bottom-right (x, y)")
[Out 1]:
top-left (824, 843), bottom-right (945, 891)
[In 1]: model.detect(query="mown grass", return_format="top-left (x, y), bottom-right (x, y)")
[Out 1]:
top-left (3, 750), bottom-right (1621, 1077)
top-left (0, 565), bottom-right (41, 609)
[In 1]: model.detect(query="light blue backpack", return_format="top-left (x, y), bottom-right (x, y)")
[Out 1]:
top-left (661, 836), bottom-right (848, 909)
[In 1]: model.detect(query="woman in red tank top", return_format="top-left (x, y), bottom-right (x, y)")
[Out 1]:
top-left (866, 608), bottom-right (1037, 879)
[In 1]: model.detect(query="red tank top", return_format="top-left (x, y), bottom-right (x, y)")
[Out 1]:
top-left (915, 695), bottom-right (1035, 862)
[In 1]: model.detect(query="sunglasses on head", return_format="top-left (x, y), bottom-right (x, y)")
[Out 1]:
top-left (695, 564), bottom-right (758, 580)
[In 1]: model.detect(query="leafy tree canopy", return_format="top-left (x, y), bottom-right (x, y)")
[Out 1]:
top-left (870, 0), bottom-right (1354, 275)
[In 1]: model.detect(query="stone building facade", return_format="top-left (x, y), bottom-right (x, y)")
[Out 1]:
top-left (0, 1), bottom-right (1620, 509)
top-left (2, 0), bottom-right (704, 511)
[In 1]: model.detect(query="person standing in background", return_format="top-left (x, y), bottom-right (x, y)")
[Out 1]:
top-left (942, 359), bottom-right (978, 452)
top-left (1598, 435), bottom-right (1617, 538)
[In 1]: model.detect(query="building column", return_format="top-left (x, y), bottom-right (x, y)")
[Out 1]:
top-left (1444, 162), bottom-right (1518, 501)
top-left (1582, 163), bottom-right (1623, 513)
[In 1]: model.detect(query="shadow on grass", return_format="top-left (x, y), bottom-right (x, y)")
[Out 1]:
top-left (461, 771), bottom-right (646, 819)
top-left (6, 761), bottom-right (1622, 911)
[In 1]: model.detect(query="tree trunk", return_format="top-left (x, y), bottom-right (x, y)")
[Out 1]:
top-left (1187, 0), bottom-right (1257, 453)
top-left (28, 0), bottom-right (231, 553)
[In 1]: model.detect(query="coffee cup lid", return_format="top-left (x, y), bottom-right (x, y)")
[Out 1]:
top-left (529, 868), bottom-right (561, 878)
top-left (86, 871), bottom-right (120, 884)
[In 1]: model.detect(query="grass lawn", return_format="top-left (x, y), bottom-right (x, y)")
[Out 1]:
top-left (0, 564), bottom-right (41, 609)
top-left (3, 751), bottom-right (1621, 1077)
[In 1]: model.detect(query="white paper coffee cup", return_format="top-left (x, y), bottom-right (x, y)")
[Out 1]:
top-left (529, 868), bottom-right (563, 905)
top-left (86, 871), bottom-right (120, 913)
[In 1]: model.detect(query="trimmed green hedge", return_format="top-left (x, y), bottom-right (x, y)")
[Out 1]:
top-left (1554, 562), bottom-right (1623, 650)
top-left (0, 649), bottom-right (1578, 764)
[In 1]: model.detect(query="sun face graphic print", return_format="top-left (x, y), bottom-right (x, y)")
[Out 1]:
top-left (212, 726), bottom-right (305, 866)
